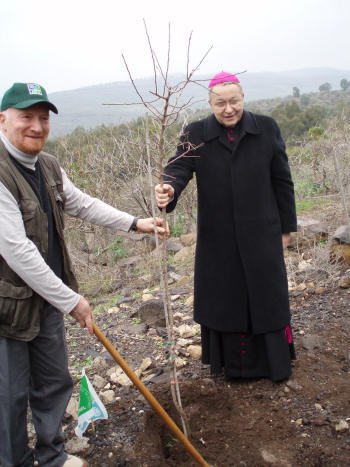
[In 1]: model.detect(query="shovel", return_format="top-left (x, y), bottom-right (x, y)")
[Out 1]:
top-left (92, 322), bottom-right (209, 466)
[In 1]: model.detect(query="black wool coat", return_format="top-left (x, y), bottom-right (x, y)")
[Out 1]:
top-left (164, 111), bottom-right (297, 334)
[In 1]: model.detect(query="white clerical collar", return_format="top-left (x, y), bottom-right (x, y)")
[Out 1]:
top-left (0, 131), bottom-right (38, 170)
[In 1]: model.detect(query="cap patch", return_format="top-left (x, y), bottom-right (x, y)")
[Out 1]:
top-left (27, 83), bottom-right (43, 96)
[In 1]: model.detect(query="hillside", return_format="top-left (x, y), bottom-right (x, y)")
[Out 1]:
top-left (49, 67), bottom-right (350, 138)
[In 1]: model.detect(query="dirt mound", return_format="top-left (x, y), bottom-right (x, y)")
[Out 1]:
top-left (61, 287), bottom-right (350, 466)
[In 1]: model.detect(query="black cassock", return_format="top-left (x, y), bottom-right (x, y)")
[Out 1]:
top-left (164, 111), bottom-right (297, 381)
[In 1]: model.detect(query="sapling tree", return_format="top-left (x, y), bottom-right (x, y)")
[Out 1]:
top-left (114, 20), bottom-right (212, 436)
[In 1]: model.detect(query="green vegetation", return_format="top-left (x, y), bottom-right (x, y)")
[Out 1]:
top-left (109, 237), bottom-right (127, 262)
top-left (171, 214), bottom-right (186, 237)
top-left (45, 88), bottom-right (350, 272)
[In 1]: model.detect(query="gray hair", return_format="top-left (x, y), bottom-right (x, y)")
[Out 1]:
top-left (208, 82), bottom-right (244, 101)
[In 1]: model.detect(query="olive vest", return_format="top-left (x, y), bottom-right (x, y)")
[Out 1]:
top-left (0, 141), bottom-right (78, 341)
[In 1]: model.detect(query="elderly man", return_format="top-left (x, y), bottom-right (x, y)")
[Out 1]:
top-left (0, 82), bottom-right (168, 467)
top-left (155, 71), bottom-right (297, 383)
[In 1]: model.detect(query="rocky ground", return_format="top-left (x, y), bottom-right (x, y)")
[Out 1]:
top-left (43, 226), bottom-right (350, 466)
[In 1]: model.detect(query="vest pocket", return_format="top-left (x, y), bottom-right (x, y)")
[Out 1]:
top-left (0, 279), bottom-right (34, 331)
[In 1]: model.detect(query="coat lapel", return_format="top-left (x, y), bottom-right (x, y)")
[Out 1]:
top-left (203, 111), bottom-right (262, 153)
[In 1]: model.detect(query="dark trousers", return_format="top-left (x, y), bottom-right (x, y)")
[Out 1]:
top-left (0, 306), bottom-right (73, 467)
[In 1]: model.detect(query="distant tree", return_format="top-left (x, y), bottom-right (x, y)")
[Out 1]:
top-left (292, 86), bottom-right (300, 98)
top-left (319, 82), bottom-right (331, 92)
top-left (300, 94), bottom-right (310, 106)
top-left (308, 126), bottom-right (325, 140)
top-left (340, 78), bottom-right (350, 91)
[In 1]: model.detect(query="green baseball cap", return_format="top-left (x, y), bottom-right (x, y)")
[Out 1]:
top-left (0, 82), bottom-right (58, 114)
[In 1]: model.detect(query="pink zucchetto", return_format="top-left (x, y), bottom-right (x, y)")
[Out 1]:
top-left (208, 71), bottom-right (240, 88)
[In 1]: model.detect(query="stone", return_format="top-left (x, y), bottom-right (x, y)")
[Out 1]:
top-left (298, 217), bottom-right (329, 235)
top-left (187, 345), bottom-right (202, 359)
top-left (137, 299), bottom-right (166, 328)
top-left (175, 357), bottom-right (188, 368)
top-left (65, 436), bottom-right (90, 454)
top-left (173, 245), bottom-right (195, 264)
top-left (180, 232), bottom-right (197, 246)
top-left (333, 225), bottom-right (350, 244)
top-left (286, 380), bottom-right (302, 391)
top-left (335, 419), bottom-right (349, 432)
top-left (165, 238), bottom-right (183, 253)
top-left (99, 389), bottom-right (116, 404)
top-left (66, 396), bottom-right (79, 420)
top-left (177, 338), bottom-right (191, 347)
top-left (177, 324), bottom-right (200, 338)
top-left (338, 276), bottom-right (350, 288)
top-left (185, 295), bottom-right (194, 307)
top-left (92, 374), bottom-right (108, 390)
top-left (92, 356), bottom-right (109, 371)
top-left (142, 293), bottom-right (155, 301)
top-left (301, 335), bottom-right (322, 351)
top-left (139, 357), bottom-right (153, 373)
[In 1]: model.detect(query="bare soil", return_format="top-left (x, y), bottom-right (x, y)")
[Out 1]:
top-left (63, 271), bottom-right (350, 466)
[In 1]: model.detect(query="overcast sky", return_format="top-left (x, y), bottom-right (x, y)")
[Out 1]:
top-left (1, 0), bottom-right (349, 96)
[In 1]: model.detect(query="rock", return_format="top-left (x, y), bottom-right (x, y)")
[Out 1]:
top-left (333, 225), bottom-right (350, 244)
top-left (314, 403), bottom-right (324, 411)
top-left (148, 371), bottom-right (171, 385)
top-left (166, 238), bottom-right (183, 253)
top-left (99, 389), bottom-right (116, 404)
top-left (180, 232), bottom-right (197, 246)
top-left (139, 357), bottom-right (153, 373)
top-left (260, 449), bottom-right (291, 467)
top-left (109, 368), bottom-right (131, 386)
top-left (137, 299), bottom-right (166, 328)
top-left (177, 324), bottom-right (200, 338)
top-left (286, 380), bottom-right (302, 391)
top-left (92, 374), bottom-right (108, 390)
top-left (173, 245), bottom-right (195, 264)
top-left (142, 293), bottom-right (155, 301)
top-left (335, 419), bottom-right (349, 432)
top-left (187, 345), bottom-right (202, 359)
top-left (107, 306), bottom-right (120, 314)
top-left (177, 338), bottom-right (192, 347)
top-left (298, 217), bottom-right (329, 236)
top-left (66, 396), bottom-right (79, 420)
top-left (175, 357), bottom-right (188, 368)
top-left (184, 295), bottom-right (194, 307)
top-left (301, 335), bottom-right (322, 351)
top-left (338, 275), bottom-right (350, 288)
top-left (92, 356), bottom-right (109, 371)
top-left (169, 271), bottom-right (182, 281)
top-left (65, 436), bottom-right (90, 454)
top-left (173, 312), bottom-right (187, 322)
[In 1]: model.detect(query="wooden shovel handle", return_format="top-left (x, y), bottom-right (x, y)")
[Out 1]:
top-left (92, 322), bottom-right (209, 466)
